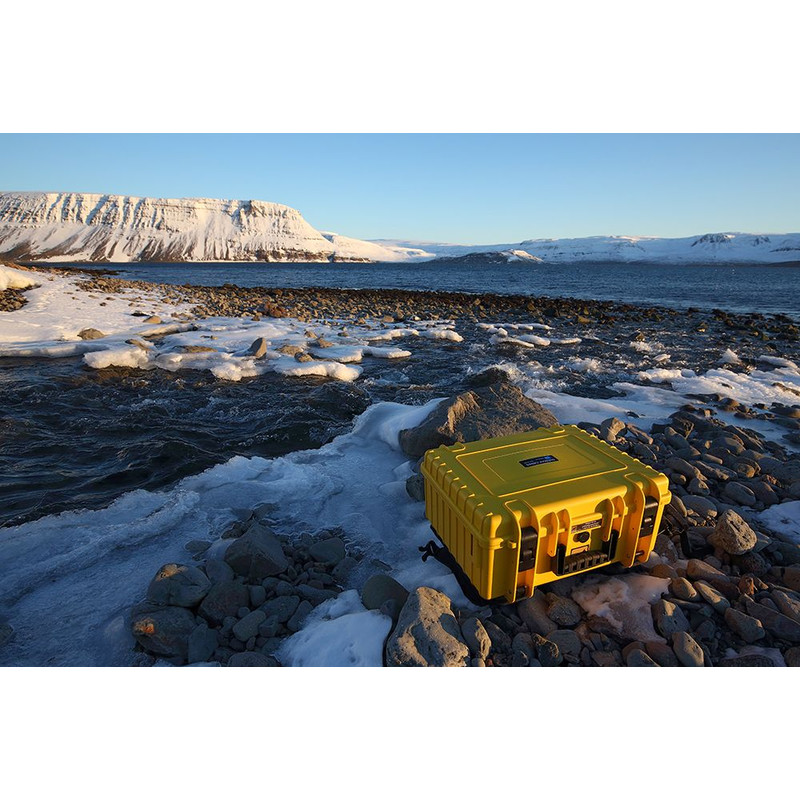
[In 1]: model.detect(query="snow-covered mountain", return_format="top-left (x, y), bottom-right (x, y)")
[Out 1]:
top-left (374, 232), bottom-right (800, 264)
top-left (0, 192), bottom-right (425, 264)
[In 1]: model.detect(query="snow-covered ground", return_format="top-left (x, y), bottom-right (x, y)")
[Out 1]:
top-left (2, 263), bottom-right (800, 666)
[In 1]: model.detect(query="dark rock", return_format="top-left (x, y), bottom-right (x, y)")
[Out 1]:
top-left (398, 383), bottom-right (558, 458)
top-left (287, 600), bottom-right (314, 633)
top-left (224, 522), bottom-right (289, 581)
top-left (261, 595), bottom-right (301, 624)
top-left (131, 603), bottom-right (196, 661)
top-left (626, 649), bottom-right (659, 666)
top-left (483, 619), bottom-right (512, 654)
top-left (693, 581), bottom-right (731, 613)
top-left (723, 607), bottom-right (765, 643)
top-left (227, 652), bottom-right (279, 667)
top-left (723, 482), bottom-right (757, 507)
top-left (517, 593), bottom-right (557, 636)
top-left (0, 623), bottom-right (14, 648)
top-left (309, 537), bottom-right (346, 566)
top-left (740, 596), bottom-right (800, 642)
top-left (362, 574), bottom-right (410, 611)
top-left (232, 610), bottom-right (267, 642)
top-left (146, 563), bottom-right (211, 608)
top-left (535, 635), bottom-right (563, 667)
top-left (545, 594), bottom-right (582, 627)
top-left (785, 647), bottom-right (800, 667)
top-left (719, 654), bottom-right (774, 667)
top-left (205, 558), bottom-right (234, 584)
top-left (461, 617), bottom-right (491, 660)
top-left (197, 580), bottom-right (250, 626)
top-left (187, 623), bottom-right (218, 663)
top-left (511, 632), bottom-right (537, 666)
top-left (386, 587), bottom-right (470, 667)
top-left (405, 473), bottom-right (425, 501)
top-left (545, 629), bottom-right (581, 658)
top-left (645, 640), bottom-right (679, 667)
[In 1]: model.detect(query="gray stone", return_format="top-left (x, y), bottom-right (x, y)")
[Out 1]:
top-left (483, 619), bottom-right (511, 654)
top-left (287, 600), bottom-right (314, 633)
top-left (740, 595), bottom-right (800, 642)
top-left (224, 522), bottom-right (289, 581)
top-left (666, 457), bottom-right (703, 480)
top-left (233, 610), bottom-right (267, 643)
top-left (309, 537), bottom-right (346, 566)
top-left (723, 482), bottom-right (757, 507)
top-left (461, 617), bottom-right (491, 660)
top-left (131, 603), bottom-right (197, 661)
top-left (719, 654), bottom-right (774, 667)
top-left (535, 636), bottom-right (563, 667)
top-left (785, 647), bottom-right (800, 667)
top-left (227, 652), bottom-right (278, 667)
top-left (77, 328), bottom-right (106, 340)
top-left (600, 417), bottom-right (626, 442)
top-left (653, 599), bottom-right (690, 638)
top-left (146, 563), bottom-right (211, 608)
top-left (249, 585), bottom-right (267, 608)
top-left (295, 584), bottom-right (339, 606)
top-left (682, 495), bottom-right (718, 519)
top-left (385, 587), bottom-right (470, 667)
top-left (670, 577), bottom-right (698, 601)
top-left (331, 556), bottom-right (357, 583)
top-left (672, 631), bottom-right (705, 667)
top-left (626, 649), bottom-right (659, 666)
top-left (361, 574), bottom-right (410, 611)
top-left (511, 632), bottom-right (537, 666)
top-left (693, 581), bottom-right (731, 613)
top-left (184, 539), bottom-right (212, 555)
top-left (197, 580), bottom-right (250, 626)
top-left (723, 607), bottom-right (766, 643)
top-left (545, 629), bottom-right (581, 657)
top-left (708, 509), bottom-right (758, 555)
top-left (398, 383), bottom-right (558, 459)
top-left (187, 623), bottom-right (218, 663)
top-left (645, 640), bottom-right (679, 667)
top-left (261, 595), bottom-right (300, 624)
top-left (545, 594), bottom-right (582, 627)
top-left (246, 337), bottom-right (268, 358)
top-left (405, 473), bottom-right (425, 501)
top-left (686, 558), bottom-right (728, 582)
top-left (274, 579), bottom-right (296, 597)
top-left (772, 590), bottom-right (800, 624)
top-left (517, 593), bottom-right (558, 636)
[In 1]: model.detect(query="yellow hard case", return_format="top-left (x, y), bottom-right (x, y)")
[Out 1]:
top-left (420, 425), bottom-right (671, 603)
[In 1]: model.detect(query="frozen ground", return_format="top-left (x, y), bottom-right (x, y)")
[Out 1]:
top-left (2, 264), bottom-right (800, 666)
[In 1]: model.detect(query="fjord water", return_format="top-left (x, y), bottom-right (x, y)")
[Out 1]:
top-left (109, 261), bottom-right (800, 318)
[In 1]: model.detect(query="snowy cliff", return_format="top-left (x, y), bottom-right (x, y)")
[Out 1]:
top-left (0, 192), bottom-right (425, 264)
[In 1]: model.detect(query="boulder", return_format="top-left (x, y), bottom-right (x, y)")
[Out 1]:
top-left (385, 587), bottom-right (470, 667)
top-left (246, 337), bottom-right (268, 358)
top-left (146, 563), bottom-right (211, 608)
top-left (398, 383), bottom-right (558, 459)
top-left (740, 596), bottom-right (800, 643)
top-left (224, 522), bottom-right (289, 581)
top-left (309, 537), bottom-right (346, 566)
top-left (708, 510), bottom-right (758, 555)
top-left (187, 623), bottom-right (218, 663)
top-left (131, 603), bottom-right (197, 661)
top-left (197, 580), bottom-right (250, 626)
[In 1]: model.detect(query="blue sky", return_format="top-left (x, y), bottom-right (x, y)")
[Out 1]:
top-left (1, 133), bottom-right (797, 243)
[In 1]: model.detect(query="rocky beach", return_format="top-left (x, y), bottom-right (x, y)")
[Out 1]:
top-left (1, 261), bottom-right (800, 667)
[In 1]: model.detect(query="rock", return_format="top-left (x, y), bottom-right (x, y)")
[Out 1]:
top-left (246, 337), bottom-right (268, 358)
top-left (723, 482), bottom-right (757, 507)
top-left (591, 650), bottom-right (622, 667)
top-left (600, 417), bottom-right (626, 442)
top-left (296, 584), bottom-right (339, 606)
top-left (227, 652), bottom-right (278, 667)
top-left (398, 383), bottom-right (558, 459)
top-left (670, 577), bottom-right (698, 601)
top-left (471, 658), bottom-right (486, 667)
top-left (645, 640), bottom-right (679, 667)
top-left (385, 587), bottom-right (470, 667)
top-left (772, 590), bottom-right (800, 624)
top-left (287, 600), bottom-right (313, 633)
top-left (331, 556), bottom-right (357, 583)
top-left (205, 558), bottom-right (234, 584)
top-left (309, 537), bottom-right (346, 566)
top-left (362, 574), bottom-right (410, 612)
top-left (483, 619), bottom-right (512, 654)
top-left (294, 352), bottom-right (313, 362)
top-left (693, 581), bottom-right (731, 613)
top-left (785, 647), bottom-right (800, 667)
top-left (626, 649), bottom-right (659, 666)
top-left (224, 522), bottom-right (289, 581)
top-left (723, 607), bottom-right (766, 643)
top-left (666, 457), bottom-right (703, 480)
top-left (249, 585), bottom-right (267, 608)
top-left (146, 563), bottom-right (211, 608)
top-left (683, 495), bottom-right (718, 519)
top-left (405, 473), bottom-right (425, 501)
top-left (232, 610), bottom-right (267, 643)
top-left (143, 315), bottom-right (161, 324)
top-left (511, 632), bottom-right (537, 666)
top-left (686, 558), bottom-right (728, 582)
top-left (545, 594), bottom-right (582, 627)
top-left (517, 593), bottom-right (557, 636)
top-left (187, 623), bottom-right (218, 663)
top-left (651, 564), bottom-right (678, 579)
top-left (197, 580), bottom-right (250, 626)
top-left (276, 344), bottom-right (303, 356)
top-left (779, 565), bottom-right (800, 592)
top-left (131, 603), bottom-right (197, 661)
top-left (461, 617), bottom-right (491, 660)
top-left (261, 595), bottom-right (300, 624)
top-left (672, 631), bottom-right (705, 667)
top-left (740, 596), bottom-right (800, 642)
top-left (653, 599), bottom-right (690, 638)
top-left (545, 629), bottom-right (581, 658)
top-left (708, 510), bottom-right (758, 555)
top-left (535, 636), bottom-right (563, 667)
top-left (77, 328), bottom-right (106, 340)
top-left (719, 654), bottom-right (774, 667)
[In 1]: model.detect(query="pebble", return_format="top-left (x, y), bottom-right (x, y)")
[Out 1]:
top-left (723, 482), bottom-right (757, 507)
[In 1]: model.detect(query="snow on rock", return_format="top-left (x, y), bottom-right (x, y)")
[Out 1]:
top-left (0, 264), bottom-right (38, 290)
top-left (719, 348), bottom-right (741, 364)
top-left (0, 192), bottom-right (428, 264)
top-left (759, 501), bottom-right (800, 545)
